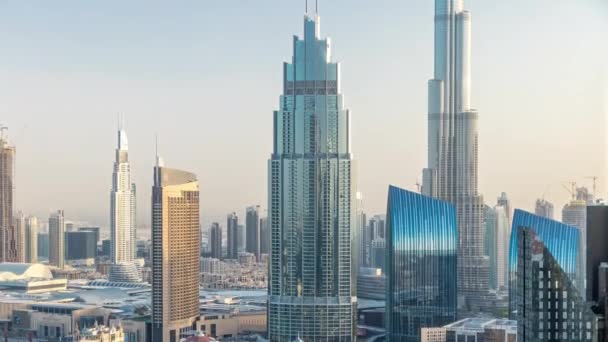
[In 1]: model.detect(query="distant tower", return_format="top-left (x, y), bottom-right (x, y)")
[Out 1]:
top-left (421, 0), bottom-right (487, 310)
top-left (25, 215), bottom-right (38, 263)
top-left (110, 122), bottom-right (137, 264)
top-left (49, 210), bottom-right (65, 269)
top-left (259, 216), bottom-right (269, 255)
top-left (0, 127), bottom-right (15, 262)
top-left (209, 222), bottom-right (222, 260)
top-left (226, 212), bottom-right (239, 259)
top-left (562, 187), bottom-right (589, 297)
top-left (268, 10), bottom-right (357, 341)
top-left (151, 155), bottom-right (200, 342)
top-left (12, 212), bottom-right (26, 262)
top-left (245, 205), bottom-right (260, 261)
top-left (534, 198), bottom-right (554, 219)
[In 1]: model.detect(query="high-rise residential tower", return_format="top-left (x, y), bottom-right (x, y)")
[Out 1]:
top-left (151, 156), bottom-right (200, 342)
top-left (484, 204), bottom-right (509, 290)
top-left (260, 217), bottom-right (269, 255)
top-left (209, 222), bottom-right (222, 260)
top-left (226, 212), bottom-right (239, 259)
top-left (0, 128), bottom-right (15, 262)
top-left (25, 215), bottom-right (38, 263)
top-left (110, 124), bottom-right (137, 264)
top-left (421, 0), bottom-right (487, 308)
top-left (48, 210), bottom-right (65, 269)
top-left (11, 211), bottom-right (26, 262)
top-left (534, 198), bottom-right (554, 219)
top-left (245, 205), bottom-right (260, 261)
top-left (268, 10), bottom-right (356, 341)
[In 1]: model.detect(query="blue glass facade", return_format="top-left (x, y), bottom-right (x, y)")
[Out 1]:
top-left (508, 209), bottom-right (580, 317)
top-left (386, 186), bottom-right (457, 342)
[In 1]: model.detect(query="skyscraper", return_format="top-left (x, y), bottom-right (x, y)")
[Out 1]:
top-left (508, 209), bottom-right (580, 317)
top-left (534, 198), bottom-right (554, 219)
top-left (484, 205), bottom-right (509, 290)
top-left (585, 204), bottom-right (608, 303)
top-left (245, 205), bottom-right (260, 261)
top-left (65, 231), bottom-right (97, 261)
top-left (355, 192), bottom-right (367, 270)
top-left (226, 212), bottom-right (238, 259)
top-left (562, 187), bottom-right (588, 297)
top-left (25, 215), bottom-right (38, 263)
top-left (386, 186), bottom-right (457, 342)
top-left (110, 124), bottom-right (137, 264)
top-left (0, 128), bottom-right (15, 262)
top-left (48, 210), bottom-right (65, 269)
top-left (11, 211), bottom-right (26, 262)
top-left (209, 222), bottom-right (222, 260)
top-left (151, 156), bottom-right (200, 342)
top-left (268, 9), bottom-right (356, 341)
top-left (260, 216), bottom-right (269, 256)
top-left (421, 0), bottom-right (487, 308)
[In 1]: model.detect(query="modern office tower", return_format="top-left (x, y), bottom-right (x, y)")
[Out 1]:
top-left (11, 211), bottom-right (26, 262)
top-left (110, 125), bottom-right (137, 264)
top-left (48, 210), bottom-right (65, 269)
top-left (563, 188), bottom-right (588, 297)
top-left (79, 227), bottom-right (100, 246)
top-left (369, 215), bottom-right (385, 240)
top-left (101, 239), bottom-right (111, 257)
top-left (259, 217), bottom-right (269, 255)
top-left (209, 222), bottom-right (222, 260)
top-left (245, 205), bottom-right (260, 260)
top-left (370, 238), bottom-right (385, 271)
top-left (496, 192), bottom-right (511, 224)
top-left (65, 231), bottom-right (97, 261)
top-left (37, 232), bottom-right (49, 259)
top-left (484, 205), bottom-right (509, 290)
top-left (386, 186), bottom-right (457, 342)
top-left (226, 212), bottom-right (239, 259)
top-left (238, 224), bottom-right (245, 252)
top-left (420, 0), bottom-right (488, 308)
top-left (109, 261), bottom-right (143, 283)
top-left (586, 205), bottom-right (608, 302)
top-left (534, 198), bottom-right (554, 219)
top-left (268, 10), bottom-right (356, 341)
top-left (516, 226), bottom-right (600, 341)
top-left (355, 192), bottom-right (367, 270)
top-left (25, 215), bottom-right (38, 263)
top-left (508, 209), bottom-right (580, 318)
top-left (0, 128), bottom-right (15, 262)
top-left (151, 157), bottom-right (200, 342)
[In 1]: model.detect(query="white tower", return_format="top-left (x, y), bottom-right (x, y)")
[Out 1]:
top-left (110, 120), bottom-right (136, 264)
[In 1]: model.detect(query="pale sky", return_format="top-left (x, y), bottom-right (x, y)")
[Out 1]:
top-left (0, 0), bottom-right (606, 236)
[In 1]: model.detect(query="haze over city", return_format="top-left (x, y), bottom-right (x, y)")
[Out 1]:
top-left (0, 0), bottom-right (606, 233)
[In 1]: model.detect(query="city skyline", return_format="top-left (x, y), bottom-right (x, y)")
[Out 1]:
top-left (0, 1), bottom-right (606, 232)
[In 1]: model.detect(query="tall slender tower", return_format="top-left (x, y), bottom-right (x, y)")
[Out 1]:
top-left (151, 155), bottom-right (200, 342)
top-left (49, 210), bottom-right (65, 269)
top-left (11, 211), bottom-right (26, 262)
top-left (25, 215), bottom-right (38, 263)
top-left (421, 0), bottom-right (487, 309)
top-left (110, 123), bottom-right (137, 264)
top-left (245, 205), bottom-right (260, 261)
top-left (268, 9), bottom-right (357, 341)
top-left (209, 222), bottom-right (222, 260)
top-left (0, 127), bottom-right (15, 262)
top-left (226, 212), bottom-right (239, 259)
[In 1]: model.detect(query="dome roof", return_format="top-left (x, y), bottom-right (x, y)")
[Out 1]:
top-left (0, 263), bottom-right (53, 281)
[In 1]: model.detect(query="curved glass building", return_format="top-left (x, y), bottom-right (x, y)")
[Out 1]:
top-left (386, 186), bottom-right (457, 342)
top-left (267, 11), bottom-right (356, 342)
top-left (508, 209), bottom-right (580, 317)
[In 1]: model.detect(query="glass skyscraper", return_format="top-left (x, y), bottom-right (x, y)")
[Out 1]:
top-left (508, 209), bottom-right (580, 318)
top-left (268, 10), bottom-right (356, 342)
top-left (386, 186), bottom-right (457, 342)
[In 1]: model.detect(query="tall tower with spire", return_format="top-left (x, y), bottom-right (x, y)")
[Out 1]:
top-left (0, 126), bottom-right (15, 262)
top-left (110, 119), bottom-right (136, 264)
top-left (421, 0), bottom-right (488, 310)
top-left (268, 6), bottom-right (357, 341)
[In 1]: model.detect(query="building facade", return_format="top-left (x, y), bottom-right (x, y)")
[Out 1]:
top-left (152, 159), bottom-right (200, 342)
top-left (110, 126), bottom-right (137, 264)
top-left (386, 186), bottom-right (457, 342)
top-left (259, 217), bottom-right (269, 256)
top-left (534, 198), bottom-right (554, 220)
top-left (268, 11), bottom-right (356, 341)
top-left (245, 205), bottom-right (260, 261)
top-left (25, 216), bottom-right (39, 263)
top-left (12, 211), bottom-right (26, 262)
top-left (484, 204), bottom-right (509, 290)
top-left (209, 222), bottom-right (222, 260)
top-left (226, 213), bottom-right (238, 259)
top-left (508, 209), bottom-right (580, 318)
top-left (65, 231), bottom-right (98, 261)
top-left (0, 129), bottom-right (15, 262)
top-left (586, 205), bottom-right (608, 303)
top-left (420, 0), bottom-right (487, 310)
top-left (516, 226), bottom-right (599, 341)
top-left (49, 210), bottom-right (65, 269)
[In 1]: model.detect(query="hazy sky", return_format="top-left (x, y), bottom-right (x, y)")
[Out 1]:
top-left (1, 1), bottom-right (606, 235)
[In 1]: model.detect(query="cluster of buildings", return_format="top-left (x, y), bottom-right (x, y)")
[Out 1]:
top-left (0, 1), bottom-right (605, 342)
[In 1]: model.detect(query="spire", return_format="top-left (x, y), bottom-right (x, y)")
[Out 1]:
top-left (117, 114), bottom-right (128, 151)
top-left (155, 133), bottom-right (164, 167)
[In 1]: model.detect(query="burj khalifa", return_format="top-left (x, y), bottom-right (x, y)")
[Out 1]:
top-left (422, 0), bottom-right (488, 310)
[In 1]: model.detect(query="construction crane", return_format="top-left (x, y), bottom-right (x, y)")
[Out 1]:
top-left (562, 181), bottom-right (576, 201)
top-left (415, 180), bottom-right (421, 193)
top-left (585, 176), bottom-right (598, 197)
